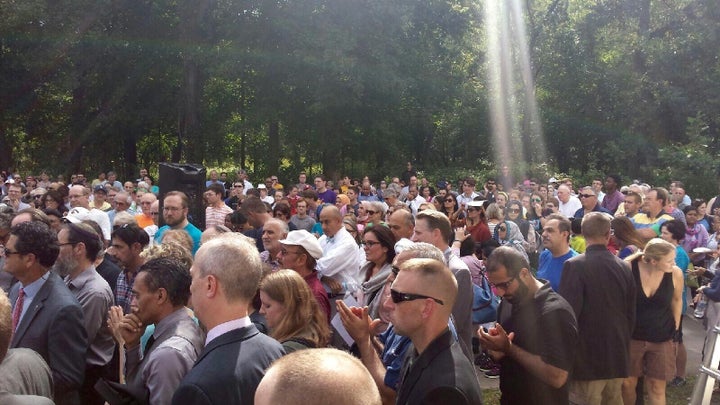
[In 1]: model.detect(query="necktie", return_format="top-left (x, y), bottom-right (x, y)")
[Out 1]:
top-left (12, 288), bottom-right (25, 332)
top-left (144, 334), bottom-right (156, 355)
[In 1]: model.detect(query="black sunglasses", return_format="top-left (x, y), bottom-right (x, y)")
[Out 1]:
top-left (579, 194), bottom-right (595, 199)
top-left (390, 289), bottom-right (444, 305)
top-left (497, 226), bottom-right (507, 231)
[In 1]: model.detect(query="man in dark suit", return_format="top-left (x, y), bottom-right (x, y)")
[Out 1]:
top-left (171, 233), bottom-right (284, 405)
top-left (559, 212), bottom-right (636, 404)
top-left (5, 221), bottom-right (88, 405)
top-left (388, 258), bottom-right (482, 405)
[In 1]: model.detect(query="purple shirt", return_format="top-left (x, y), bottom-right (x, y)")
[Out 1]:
top-left (601, 190), bottom-right (624, 213)
top-left (317, 189), bottom-right (337, 205)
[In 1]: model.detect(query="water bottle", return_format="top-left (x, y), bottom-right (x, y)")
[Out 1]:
top-left (695, 293), bottom-right (708, 319)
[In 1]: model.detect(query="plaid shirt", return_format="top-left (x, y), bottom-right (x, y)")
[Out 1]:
top-left (115, 271), bottom-right (135, 314)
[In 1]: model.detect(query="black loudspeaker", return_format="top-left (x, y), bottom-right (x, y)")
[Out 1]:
top-left (158, 163), bottom-right (206, 231)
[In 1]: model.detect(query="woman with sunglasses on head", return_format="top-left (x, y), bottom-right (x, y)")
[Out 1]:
top-left (622, 239), bottom-right (684, 405)
top-left (506, 199), bottom-right (540, 258)
top-left (464, 201), bottom-right (491, 243)
top-left (440, 193), bottom-right (466, 229)
top-left (359, 226), bottom-right (397, 321)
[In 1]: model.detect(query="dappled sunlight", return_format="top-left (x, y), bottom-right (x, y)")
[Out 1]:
top-left (483, 0), bottom-right (547, 170)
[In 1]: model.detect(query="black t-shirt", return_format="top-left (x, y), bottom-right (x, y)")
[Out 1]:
top-left (498, 281), bottom-right (578, 405)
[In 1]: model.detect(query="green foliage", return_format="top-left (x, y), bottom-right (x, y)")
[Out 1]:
top-left (0, 0), bottom-right (718, 195)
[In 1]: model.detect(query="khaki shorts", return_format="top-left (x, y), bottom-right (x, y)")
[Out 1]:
top-left (629, 339), bottom-right (676, 381)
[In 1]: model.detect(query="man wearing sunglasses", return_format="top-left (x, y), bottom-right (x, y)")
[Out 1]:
top-left (478, 246), bottom-right (578, 405)
top-left (5, 221), bottom-right (88, 405)
top-left (388, 258), bottom-right (482, 405)
top-left (573, 187), bottom-right (611, 219)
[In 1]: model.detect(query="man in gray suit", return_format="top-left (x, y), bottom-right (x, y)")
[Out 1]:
top-left (412, 210), bottom-right (474, 360)
top-left (5, 221), bottom-right (87, 405)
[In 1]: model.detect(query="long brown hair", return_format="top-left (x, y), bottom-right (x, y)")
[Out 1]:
top-left (611, 216), bottom-right (645, 249)
top-left (259, 270), bottom-right (330, 347)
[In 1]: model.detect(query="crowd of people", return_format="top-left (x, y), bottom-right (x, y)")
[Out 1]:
top-left (0, 162), bottom-right (718, 404)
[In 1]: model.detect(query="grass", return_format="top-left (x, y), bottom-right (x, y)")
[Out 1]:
top-left (480, 374), bottom-right (720, 405)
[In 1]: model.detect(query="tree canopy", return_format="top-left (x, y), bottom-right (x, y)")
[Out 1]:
top-left (1, 0), bottom-right (719, 194)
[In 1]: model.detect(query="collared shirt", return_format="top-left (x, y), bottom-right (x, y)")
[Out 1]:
top-left (260, 250), bottom-right (281, 272)
top-left (456, 192), bottom-right (479, 208)
top-left (498, 281), bottom-right (578, 405)
top-left (205, 316), bottom-right (252, 346)
top-left (115, 271), bottom-right (135, 314)
top-left (16, 271), bottom-right (50, 326)
top-left (126, 308), bottom-right (204, 405)
top-left (631, 212), bottom-right (674, 236)
top-left (317, 227), bottom-right (362, 289)
top-left (65, 266), bottom-right (115, 366)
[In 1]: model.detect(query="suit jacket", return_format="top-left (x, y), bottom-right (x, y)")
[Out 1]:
top-left (10, 272), bottom-right (88, 405)
top-left (396, 328), bottom-right (483, 405)
top-left (446, 250), bottom-right (474, 361)
top-left (559, 244), bottom-right (636, 380)
top-left (0, 348), bottom-right (53, 398)
top-left (171, 325), bottom-right (284, 405)
top-left (0, 391), bottom-right (54, 405)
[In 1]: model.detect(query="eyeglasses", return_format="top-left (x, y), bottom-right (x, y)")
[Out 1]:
top-left (490, 277), bottom-right (516, 290)
top-left (366, 210), bottom-right (377, 215)
top-left (391, 265), bottom-right (401, 276)
top-left (508, 208), bottom-right (520, 213)
top-left (579, 194), bottom-right (595, 199)
top-left (390, 289), bottom-right (444, 305)
top-left (497, 226), bottom-right (507, 232)
top-left (363, 240), bottom-right (381, 247)
top-left (531, 198), bottom-right (541, 203)
top-left (3, 247), bottom-right (22, 256)
top-left (444, 199), bottom-right (454, 203)
top-left (280, 248), bottom-right (303, 256)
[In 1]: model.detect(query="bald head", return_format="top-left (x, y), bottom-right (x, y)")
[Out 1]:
top-left (399, 258), bottom-right (458, 314)
top-left (319, 205), bottom-right (343, 237)
top-left (255, 348), bottom-right (381, 405)
top-left (388, 209), bottom-right (414, 240)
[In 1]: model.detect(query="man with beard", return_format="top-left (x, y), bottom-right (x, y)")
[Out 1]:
top-left (56, 223), bottom-right (114, 405)
top-left (109, 224), bottom-right (149, 314)
top-left (154, 191), bottom-right (201, 254)
top-left (478, 246), bottom-right (578, 405)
